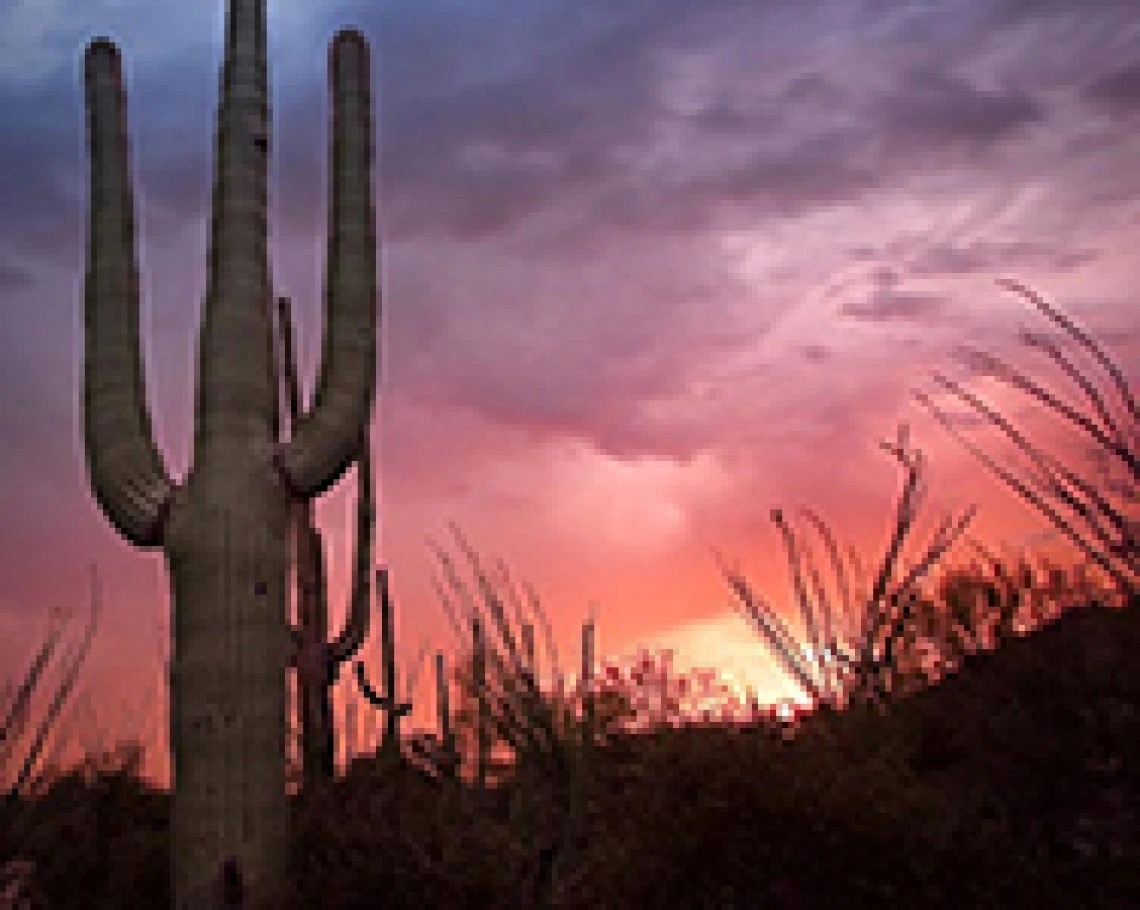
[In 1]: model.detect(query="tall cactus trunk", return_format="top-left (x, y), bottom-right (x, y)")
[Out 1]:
top-left (80, 2), bottom-right (378, 904)
top-left (276, 294), bottom-right (374, 793)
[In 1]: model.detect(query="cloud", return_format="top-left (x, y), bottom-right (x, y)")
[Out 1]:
top-left (0, 75), bottom-right (84, 263)
top-left (842, 289), bottom-right (947, 324)
top-left (836, 267), bottom-right (948, 325)
top-left (872, 66), bottom-right (1046, 162)
top-left (357, 5), bottom-right (1059, 247)
top-left (4, 0), bottom-right (1139, 558)
top-left (0, 0), bottom-right (219, 84)
top-left (0, 0), bottom-right (85, 84)
top-left (4, 0), bottom-right (1135, 270)
top-left (0, 261), bottom-right (34, 292)
top-left (385, 230), bottom-right (760, 465)
top-left (907, 240), bottom-right (1100, 277)
top-left (1083, 63), bottom-right (1140, 116)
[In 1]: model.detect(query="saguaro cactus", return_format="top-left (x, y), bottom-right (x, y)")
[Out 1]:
top-left (277, 294), bottom-right (373, 792)
top-left (355, 569), bottom-right (413, 762)
top-left (80, 0), bottom-right (377, 904)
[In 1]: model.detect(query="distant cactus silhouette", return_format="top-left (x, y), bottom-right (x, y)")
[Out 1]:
top-left (80, 0), bottom-right (378, 904)
top-left (354, 568), bottom-right (413, 763)
top-left (276, 294), bottom-right (373, 792)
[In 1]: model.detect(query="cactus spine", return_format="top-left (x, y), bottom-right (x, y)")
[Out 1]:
top-left (276, 294), bottom-right (373, 793)
top-left (80, 1), bottom-right (377, 904)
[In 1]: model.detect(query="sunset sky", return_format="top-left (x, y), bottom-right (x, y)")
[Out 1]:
top-left (1, 0), bottom-right (1137, 787)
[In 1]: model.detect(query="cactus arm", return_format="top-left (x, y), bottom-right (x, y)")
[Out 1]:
top-left (276, 31), bottom-right (377, 498)
top-left (354, 569), bottom-right (412, 755)
top-left (82, 40), bottom-right (175, 547)
top-left (354, 660), bottom-right (412, 718)
top-left (328, 432), bottom-right (373, 665)
top-left (276, 296), bottom-right (303, 427)
top-left (276, 293), bottom-right (308, 671)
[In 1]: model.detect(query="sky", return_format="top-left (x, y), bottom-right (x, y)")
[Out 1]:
top-left (1, 0), bottom-right (1138, 787)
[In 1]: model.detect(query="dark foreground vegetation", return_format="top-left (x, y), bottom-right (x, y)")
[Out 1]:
top-left (2, 573), bottom-right (1137, 908)
top-left (2, 284), bottom-right (1134, 908)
